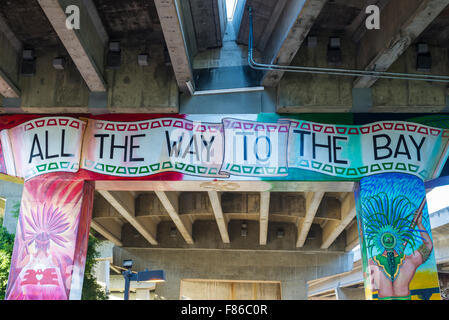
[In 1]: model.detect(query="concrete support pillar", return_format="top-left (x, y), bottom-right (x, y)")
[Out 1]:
top-left (0, 180), bottom-right (23, 234)
top-left (281, 279), bottom-right (307, 300)
top-left (355, 173), bottom-right (441, 300)
top-left (104, 259), bottom-right (110, 294)
top-left (335, 286), bottom-right (365, 300)
top-left (5, 173), bottom-right (94, 300)
top-left (136, 288), bottom-right (151, 300)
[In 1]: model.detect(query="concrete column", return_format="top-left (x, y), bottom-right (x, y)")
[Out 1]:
top-left (2, 196), bottom-right (22, 234)
top-left (0, 180), bottom-right (23, 234)
top-left (355, 173), bottom-right (441, 300)
top-left (335, 286), bottom-right (365, 300)
top-left (104, 260), bottom-right (110, 294)
top-left (281, 279), bottom-right (307, 300)
top-left (136, 288), bottom-right (151, 300)
top-left (5, 173), bottom-right (94, 300)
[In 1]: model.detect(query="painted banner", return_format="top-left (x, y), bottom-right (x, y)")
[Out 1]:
top-left (81, 117), bottom-right (226, 178)
top-left (5, 173), bottom-right (94, 300)
top-left (287, 119), bottom-right (449, 180)
top-left (355, 173), bottom-right (441, 300)
top-left (0, 115), bottom-right (448, 181)
top-left (0, 117), bottom-right (85, 180)
top-left (221, 118), bottom-right (290, 177)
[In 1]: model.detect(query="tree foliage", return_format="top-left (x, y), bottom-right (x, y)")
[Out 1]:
top-left (81, 235), bottom-right (108, 300)
top-left (0, 218), bottom-right (15, 300)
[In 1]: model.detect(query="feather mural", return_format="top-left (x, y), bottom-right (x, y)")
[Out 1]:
top-left (23, 203), bottom-right (71, 251)
top-left (361, 192), bottom-right (424, 258)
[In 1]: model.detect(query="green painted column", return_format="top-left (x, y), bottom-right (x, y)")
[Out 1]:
top-left (355, 172), bottom-right (441, 300)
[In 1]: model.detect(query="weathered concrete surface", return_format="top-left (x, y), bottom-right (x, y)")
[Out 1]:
top-left (354, 0), bottom-right (449, 88)
top-left (277, 35), bottom-right (449, 113)
top-left (113, 245), bottom-right (354, 300)
top-left (189, 0), bottom-right (227, 50)
top-left (180, 86), bottom-right (275, 113)
top-left (155, 0), bottom-right (193, 93)
top-left (38, 0), bottom-right (107, 92)
top-left (262, 0), bottom-right (327, 87)
top-left (277, 34), bottom-right (355, 113)
top-left (370, 46), bottom-right (449, 112)
top-left (120, 220), bottom-right (347, 252)
top-left (1, 32), bottom-right (448, 113)
top-left (192, 21), bottom-right (261, 69)
top-left (18, 48), bottom-right (90, 113)
top-left (93, 190), bottom-right (353, 251)
top-left (0, 180), bottom-right (24, 234)
top-left (176, 0), bottom-right (198, 59)
top-left (335, 286), bottom-right (365, 300)
top-left (236, 0), bottom-right (283, 51)
top-left (0, 13), bottom-right (21, 99)
top-left (105, 45), bottom-right (178, 113)
top-left (1, 45), bottom-right (178, 113)
top-left (92, 0), bottom-right (161, 47)
top-left (433, 223), bottom-right (449, 265)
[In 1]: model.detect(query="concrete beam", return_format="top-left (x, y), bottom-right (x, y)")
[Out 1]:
top-left (91, 220), bottom-right (123, 247)
top-left (321, 193), bottom-right (356, 249)
top-left (91, 194), bottom-right (125, 243)
top-left (262, 0), bottom-right (327, 87)
top-left (98, 190), bottom-right (158, 245)
top-left (0, 13), bottom-right (21, 99)
top-left (257, 0), bottom-right (288, 52)
top-left (335, 286), bottom-right (365, 300)
top-left (154, 0), bottom-right (193, 93)
top-left (345, 221), bottom-right (360, 252)
top-left (134, 191), bottom-right (340, 222)
top-left (95, 180), bottom-right (356, 193)
top-left (0, 70), bottom-right (20, 99)
top-left (297, 192), bottom-right (325, 247)
top-left (259, 191), bottom-right (270, 245)
top-left (354, 0), bottom-right (449, 88)
top-left (82, 0), bottom-right (108, 46)
top-left (208, 191), bottom-right (230, 244)
top-left (155, 191), bottom-right (194, 244)
top-left (308, 264), bottom-right (363, 298)
top-left (37, 0), bottom-right (107, 92)
top-left (188, 0), bottom-right (226, 50)
top-left (346, 0), bottom-right (389, 43)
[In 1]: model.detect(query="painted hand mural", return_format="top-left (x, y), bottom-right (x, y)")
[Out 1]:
top-left (357, 173), bottom-right (441, 300)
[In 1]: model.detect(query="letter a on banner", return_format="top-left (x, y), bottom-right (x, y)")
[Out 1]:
top-left (5, 172), bottom-right (94, 300)
top-left (355, 173), bottom-right (441, 300)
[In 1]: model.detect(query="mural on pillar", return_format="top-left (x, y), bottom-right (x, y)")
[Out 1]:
top-left (356, 173), bottom-right (441, 300)
top-left (5, 175), bottom-right (93, 300)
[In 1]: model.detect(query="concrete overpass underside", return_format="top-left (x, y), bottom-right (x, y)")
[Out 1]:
top-left (1, 0), bottom-right (449, 113)
top-left (91, 182), bottom-right (357, 300)
top-left (1, 0), bottom-right (449, 301)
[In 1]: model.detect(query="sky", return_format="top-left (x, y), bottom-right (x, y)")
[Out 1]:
top-left (226, 0), bottom-right (237, 20)
top-left (426, 185), bottom-right (449, 213)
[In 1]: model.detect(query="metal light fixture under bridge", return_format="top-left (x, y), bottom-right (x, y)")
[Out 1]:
top-left (121, 259), bottom-right (166, 300)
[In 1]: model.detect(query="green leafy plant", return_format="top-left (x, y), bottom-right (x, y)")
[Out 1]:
top-left (11, 201), bottom-right (20, 219)
top-left (81, 235), bottom-right (109, 300)
top-left (0, 218), bottom-right (15, 300)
